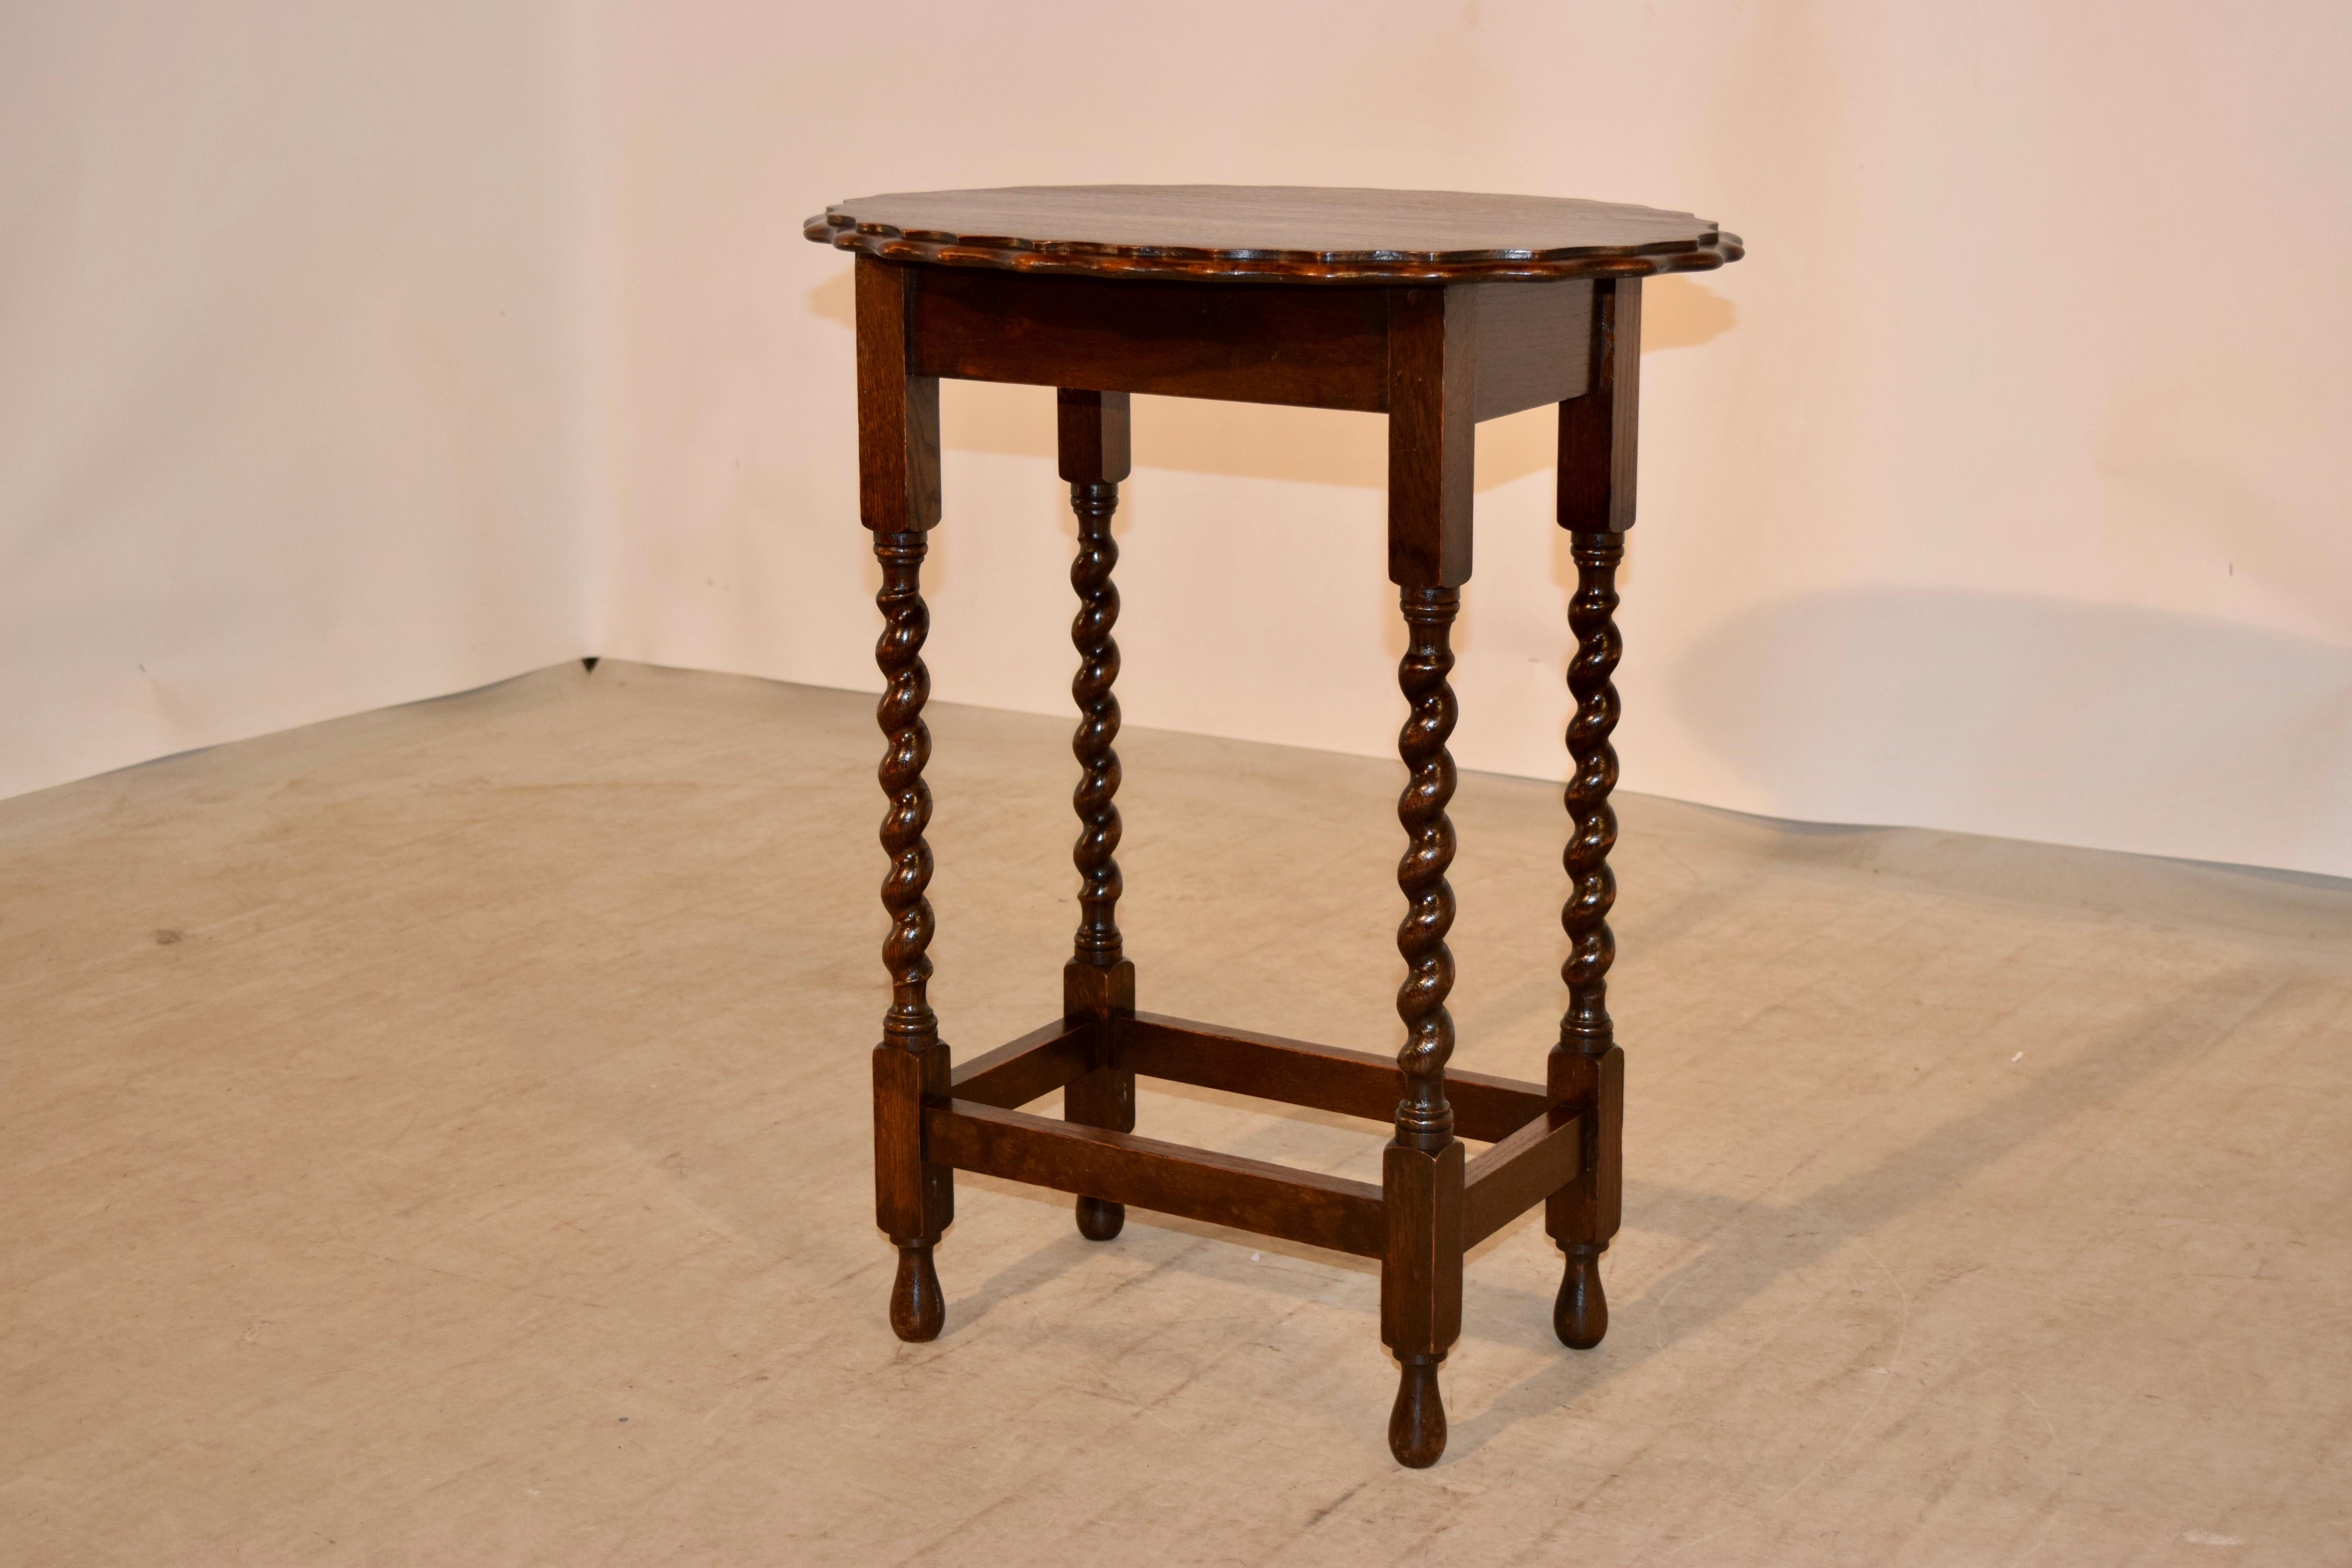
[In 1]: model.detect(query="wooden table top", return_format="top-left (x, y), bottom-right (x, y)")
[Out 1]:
top-left (806, 185), bottom-right (1741, 285)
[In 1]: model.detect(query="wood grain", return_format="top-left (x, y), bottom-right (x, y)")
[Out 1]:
top-left (835, 182), bottom-right (1716, 1455)
top-left (1471, 280), bottom-right (1594, 420)
top-left (870, 523), bottom-right (951, 1339)
top-left (1381, 1139), bottom-right (1464, 1467)
top-left (1390, 585), bottom-right (1465, 1147)
top-left (1385, 292), bottom-right (1476, 587)
top-left (926, 1100), bottom-right (1387, 1259)
top-left (1057, 402), bottom-right (1139, 1241)
top-left (811, 185), bottom-right (1740, 285)
top-left (947, 1019), bottom-right (1096, 1110)
top-left (853, 258), bottom-right (940, 531)
top-left (911, 267), bottom-right (1389, 411)
top-left (1557, 531), bottom-right (1624, 1059)
top-left (1462, 1103), bottom-right (1586, 1249)
top-left (1558, 279), bottom-right (1641, 532)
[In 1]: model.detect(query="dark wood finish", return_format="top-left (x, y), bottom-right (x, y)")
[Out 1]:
top-left (1556, 531), bottom-right (1623, 1057)
top-left (1390, 585), bottom-right (1464, 1149)
top-left (1381, 1140), bottom-right (1464, 1468)
top-left (912, 267), bottom-right (1388, 412)
top-left (910, 267), bottom-right (1589, 425)
top-left (1390, 1359), bottom-right (1445, 1469)
top-left (870, 532), bottom-right (940, 1060)
top-left (1064, 960), bottom-right (1137, 1241)
top-left (1383, 579), bottom-right (1467, 1461)
top-left (1463, 1103), bottom-right (1588, 1249)
top-left (1387, 295), bottom-right (1477, 586)
top-left (1114, 1013), bottom-right (1546, 1144)
top-left (1470, 280), bottom-right (1595, 420)
top-left (1059, 397), bottom-right (1139, 1240)
top-left (948, 1018), bottom-right (1097, 1110)
top-left (873, 1047), bottom-right (948, 1341)
top-left (826, 185), bottom-right (1740, 1465)
top-left (1555, 1244), bottom-right (1607, 1350)
top-left (1056, 386), bottom-right (1132, 486)
top-left (1063, 403), bottom-right (1129, 970)
top-left (888, 1243), bottom-right (944, 1343)
top-left (1548, 1045), bottom-right (1624, 1254)
top-left (811, 185), bottom-right (1741, 285)
top-left (854, 257), bottom-right (940, 532)
top-left (1546, 528), bottom-right (1628, 1349)
top-left (870, 525), bottom-right (950, 1341)
top-left (1558, 279), bottom-right (1641, 533)
top-left (1061, 953), bottom-right (1134, 1024)
top-left (938, 1013), bottom-right (1586, 1260)
top-left (927, 1101), bottom-right (1387, 1259)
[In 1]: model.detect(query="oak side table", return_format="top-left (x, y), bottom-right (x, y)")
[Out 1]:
top-left (806, 186), bottom-right (1743, 1467)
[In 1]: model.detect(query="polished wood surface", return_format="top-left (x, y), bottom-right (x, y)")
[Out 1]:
top-left (868, 524), bottom-right (950, 1344)
top-left (811, 185), bottom-right (1741, 284)
top-left (1382, 582), bottom-right (1468, 1463)
top-left (1390, 584), bottom-right (1466, 1152)
top-left (831, 184), bottom-right (1738, 1465)
top-left (927, 1100), bottom-right (1387, 1259)
top-left (854, 260), bottom-right (940, 532)
top-left (1559, 281), bottom-right (1641, 533)
top-left (1462, 1104), bottom-right (1588, 1250)
top-left (910, 266), bottom-right (1595, 432)
top-left (1387, 297), bottom-right (1476, 584)
top-left (1058, 390), bottom-right (1138, 1243)
top-left (947, 1018), bottom-right (1093, 1110)
top-left (1472, 279), bottom-right (1595, 419)
top-left (1548, 530), bottom-right (1630, 1349)
top-left (914, 267), bottom-right (1390, 411)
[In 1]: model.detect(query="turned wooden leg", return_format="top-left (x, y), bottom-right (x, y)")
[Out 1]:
top-left (1056, 390), bottom-right (1138, 1239)
top-left (1382, 585), bottom-right (1467, 1467)
top-left (1379, 289), bottom-right (1473, 1467)
top-left (889, 1240), bottom-right (945, 1342)
top-left (872, 530), bottom-right (952, 1341)
top-left (860, 256), bottom-right (951, 1341)
top-left (1546, 531), bottom-right (1626, 1350)
top-left (1545, 278), bottom-right (1639, 1351)
top-left (1072, 1193), bottom-right (1125, 1243)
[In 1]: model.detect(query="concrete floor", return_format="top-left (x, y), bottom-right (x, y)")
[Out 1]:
top-left (4, 661), bottom-right (2348, 1566)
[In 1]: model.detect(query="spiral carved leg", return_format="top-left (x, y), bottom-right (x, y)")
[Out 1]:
top-left (1393, 586), bottom-right (1461, 1151)
top-left (1546, 532), bottom-right (1626, 1348)
top-left (1381, 586), bottom-right (1466, 1467)
top-left (875, 532), bottom-right (938, 1055)
top-left (1559, 534), bottom-right (1621, 1059)
top-left (873, 530), bottom-right (953, 1336)
top-left (1069, 479), bottom-right (1125, 971)
top-left (1057, 423), bottom-right (1138, 1235)
top-left (1389, 1354), bottom-right (1449, 1468)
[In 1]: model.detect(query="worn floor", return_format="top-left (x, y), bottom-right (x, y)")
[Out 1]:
top-left (3, 661), bottom-right (2348, 1566)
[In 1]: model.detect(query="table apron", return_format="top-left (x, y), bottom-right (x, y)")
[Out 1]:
top-left (904, 266), bottom-right (1593, 421)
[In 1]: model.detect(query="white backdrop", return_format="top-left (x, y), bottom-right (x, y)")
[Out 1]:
top-left (8, 3), bottom-right (2350, 877)
top-left (0, 3), bottom-right (594, 802)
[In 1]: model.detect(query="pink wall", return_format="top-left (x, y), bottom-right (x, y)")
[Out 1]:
top-left (7, 3), bottom-right (2348, 875)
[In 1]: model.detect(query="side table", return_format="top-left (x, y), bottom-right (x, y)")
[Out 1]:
top-left (805, 186), bottom-right (1742, 1466)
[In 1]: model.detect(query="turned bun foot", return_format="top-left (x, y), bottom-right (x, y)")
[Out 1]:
top-left (1388, 1355), bottom-right (1448, 1467)
top-left (1555, 1242), bottom-right (1608, 1349)
top-left (1075, 1196), bottom-right (1126, 1240)
top-left (889, 1241), bottom-right (945, 1342)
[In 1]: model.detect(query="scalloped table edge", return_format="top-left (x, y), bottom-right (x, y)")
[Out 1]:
top-left (803, 211), bottom-right (1744, 284)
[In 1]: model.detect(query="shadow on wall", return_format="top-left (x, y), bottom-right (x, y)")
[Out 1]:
top-left (1670, 586), bottom-right (2352, 874)
top-left (806, 268), bottom-right (1736, 490)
